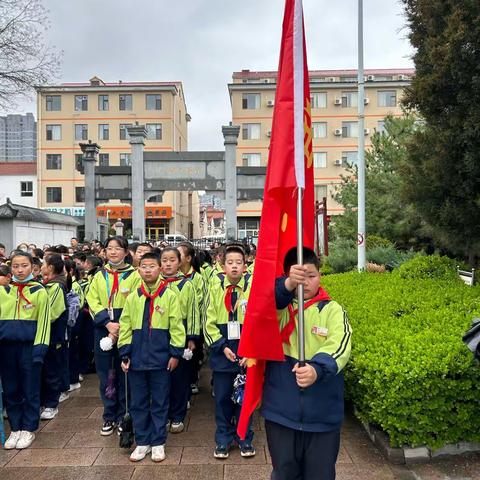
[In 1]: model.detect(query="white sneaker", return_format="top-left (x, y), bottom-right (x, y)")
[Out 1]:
top-left (187, 401), bottom-right (191, 410)
top-left (151, 445), bottom-right (166, 462)
top-left (59, 392), bottom-right (70, 403)
top-left (40, 407), bottom-right (58, 420)
top-left (16, 431), bottom-right (35, 449)
top-left (79, 374), bottom-right (84, 382)
top-left (4, 431), bottom-right (21, 450)
top-left (129, 445), bottom-right (151, 462)
top-left (69, 382), bottom-right (81, 392)
top-left (170, 421), bottom-right (184, 433)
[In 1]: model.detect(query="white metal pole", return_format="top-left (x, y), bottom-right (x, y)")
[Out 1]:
top-left (357, 0), bottom-right (366, 271)
top-left (297, 188), bottom-right (305, 364)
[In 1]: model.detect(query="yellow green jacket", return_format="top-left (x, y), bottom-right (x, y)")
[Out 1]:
top-left (44, 281), bottom-right (68, 344)
top-left (0, 281), bottom-right (51, 362)
top-left (118, 280), bottom-right (185, 370)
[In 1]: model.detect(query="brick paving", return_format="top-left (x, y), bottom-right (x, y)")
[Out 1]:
top-left (2, 372), bottom-right (480, 479)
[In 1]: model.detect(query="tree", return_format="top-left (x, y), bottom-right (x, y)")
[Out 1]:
top-left (401, 0), bottom-right (480, 263)
top-left (332, 114), bottom-right (427, 249)
top-left (0, 0), bottom-right (60, 109)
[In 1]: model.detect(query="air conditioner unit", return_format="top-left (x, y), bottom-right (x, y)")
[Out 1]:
top-left (334, 128), bottom-right (342, 136)
top-left (364, 128), bottom-right (370, 135)
top-left (334, 98), bottom-right (342, 106)
top-left (398, 74), bottom-right (408, 80)
top-left (367, 75), bottom-right (375, 81)
top-left (266, 131), bottom-right (272, 137)
top-left (328, 77), bottom-right (335, 82)
top-left (266, 100), bottom-right (275, 107)
top-left (364, 97), bottom-right (370, 105)
top-left (334, 159), bottom-right (342, 166)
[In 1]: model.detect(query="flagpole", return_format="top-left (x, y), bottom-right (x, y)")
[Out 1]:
top-left (297, 187), bottom-right (305, 365)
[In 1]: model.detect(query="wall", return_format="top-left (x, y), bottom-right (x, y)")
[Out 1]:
top-left (0, 174), bottom-right (37, 207)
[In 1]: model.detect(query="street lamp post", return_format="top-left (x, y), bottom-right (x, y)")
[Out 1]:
top-left (80, 140), bottom-right (100, 242)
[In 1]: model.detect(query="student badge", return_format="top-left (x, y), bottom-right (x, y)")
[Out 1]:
top-left (155, 305), bottom-right (165, 315)
top-left (311, 326), bottom-right (328, 337)
top-left (120, 287), bottom-right (130, 297)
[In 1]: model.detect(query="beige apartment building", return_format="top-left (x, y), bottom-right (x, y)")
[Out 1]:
top-left (229, 68), bottom-right (413, 237)
top-left (36, 76), bottom-right (199, 239)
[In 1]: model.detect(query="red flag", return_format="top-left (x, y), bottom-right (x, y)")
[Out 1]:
top-left (237, 0), bottom-right (314, 439)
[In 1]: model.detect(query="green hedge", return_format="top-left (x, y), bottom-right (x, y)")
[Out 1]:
top-left (321, 271), bottom-right (480, 448)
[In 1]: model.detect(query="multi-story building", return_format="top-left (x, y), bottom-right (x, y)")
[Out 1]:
top-left (36, 76), bottom-right (199, 239)
top-left (0, 113), bottom-right (37, 162)
top-left (229, 68), bottom-right (413, 235)
top-left (0, 162), bottom-right (37, 207)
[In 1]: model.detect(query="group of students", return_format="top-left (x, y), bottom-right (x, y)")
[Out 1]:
top-left (0, 236), bottom-right (352, 480)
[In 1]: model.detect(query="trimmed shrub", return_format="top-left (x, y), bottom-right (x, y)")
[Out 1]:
top-left (366, 235), bottom-right (394, 250)
top-left (321, 271), bottom-right (480, 448)
top-left (396, 254), bottom-right (460, 281)
top-left (367, 246), bottom-right (415, 269)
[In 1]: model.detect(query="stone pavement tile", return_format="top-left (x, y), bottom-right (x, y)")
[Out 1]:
top-left (187, 415), bottom-right (261, 432)
top-left (224, 464), bottom-right (272, 480)
top-left (88, 407), bottom-right (104, 419)
top-left (56, 406), bottom-right (97, 419)
top-left (336, 464), bottom-right (397, 480)
top-left (337, 446), bottom-right (354, 464)
top-left (166, 430), bottom-right (216, 447)
top-left (69, 386), bottom-right (100, 397)
top-left (5, 447), bottom-right (101, 467)
top-left (342, 431), bottom-right (386, 465)
top-left (66, 431), bottom-right (119, 448)
top-left (406, 453), bottom-right (480, 480)
top-left (0, 467), bottom-right (47, 480)
top-left (132, 464), bottom-right (224, 480)
top-left (29, 432), bottom-right (74, 449)
top-left (37, 465), bottom-right (135, 480)
top-left (93, 446), bottom-right (183, 466)
top-left (0, 449), bottom-right (19, 467)
top-left (41, 418), bottom-right (101, 433)
top-left (64, 396), bottom-right (103, 407)
top-left (181, 446), bottom-right (267, 465)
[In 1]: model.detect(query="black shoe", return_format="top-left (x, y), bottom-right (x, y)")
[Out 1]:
top-left (213, 444), bottom-right (229, 459)
top-left (100, 420), bottom-right (116, 436)
top-left (240, 443), bottom-right (256, 457)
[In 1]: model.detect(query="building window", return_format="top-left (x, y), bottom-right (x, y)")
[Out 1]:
top-left (75, 124), bottom-right (88, 141)
top-left (146, 94), bottom-right (162, 110)
top-left (99, 153), bottom-right (109, 166)
top-left (46, 124), bottom-right (61, 141)
top-left (342, 121), bottom-right (358, 138)
top-left (46, 95), bottom-right (61, 111)
top-left (242, 153), bottom-right (261, 166)
top-left (378, 90), bottom-right (397, 107)
top-left (74, 95), bottom-right (88, 111)
top-left (120, 153), bottom-right (131, 166)
top-left (20, 181), bottom-right (33, 197)
top-left (119, 94), bottom-right (132, 110)
top-left (310, 92), bottom-right (327, 108)
top-left (119, 123), bottom-right (132, 140)
top-left (146, 123), bottom-right (162, 140)
top-left (237, 218), bottom-right (260, 239)
top-left (313, 122), bottom-right (327, 139)
top-left (74, 154), bottom-right (83, 171)
top-left (342, 151), bottom-right (358, 167)
top-left (98, 95), bottom-right (109, 111)
top-left (75, 187), bottom-right (85, 203)
top-left (98, 124), bottom-right (109, 140)
top-left (242, 123), bottom-right (261, 140)
top-left (46, 154), bottom-right (62, 170)
top-left (315, 185), bottom-right (328, 201)
top-left (341, 91), bottom-right (358, 107)
top-left (46, 187), bottom-right (62, 203)
top-left (242, 93), bottom-right (261, 109)
top-left (377, 120), bottom-right (387, 134)
top-left (313, 152), bottom-right (327, 168)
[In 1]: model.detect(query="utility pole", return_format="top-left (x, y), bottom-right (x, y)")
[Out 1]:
top-left (357, 0), bottom-right (366, 271)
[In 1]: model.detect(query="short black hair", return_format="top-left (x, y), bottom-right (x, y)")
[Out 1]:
top-left (161, 247), bottom-right (181, 262)
top-left (73, 252), bottom-right (87, 262)
top-left (32, 257), bottom-right (42, 268)
top-left (32, 248), bottom-right (44, 259)
top-left (283, 247), bottom-right (320, 273)
top-left (10, 251), bottom-right (33, 264)
top-left (129, 242), bottom-right (140, 253)
top-left (45, 253), bottom-right (65, 275)
top-left (139, 252), bottom-right (161, 265)
top-left (225, 245), bottom-right (245, 262)
top-left (0, 264), bottom-right (11, 276)
top-left (137, 242), bottom-right (153, 251)
top-left (0, 243), bottom-right (5, 249)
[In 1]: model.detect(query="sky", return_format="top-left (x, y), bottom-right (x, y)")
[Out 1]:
top-left (12, 0), bottom-right (414, 150)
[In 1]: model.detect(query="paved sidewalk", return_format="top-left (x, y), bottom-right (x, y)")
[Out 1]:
top-left (1, 372), bottom-right (480, 480)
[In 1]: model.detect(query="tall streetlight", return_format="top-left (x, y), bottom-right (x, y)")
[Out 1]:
top-left (357, 0), bottom-right (366, 271)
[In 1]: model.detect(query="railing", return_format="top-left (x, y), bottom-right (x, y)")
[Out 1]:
top-left (458, 267), bottom-right (475, 286)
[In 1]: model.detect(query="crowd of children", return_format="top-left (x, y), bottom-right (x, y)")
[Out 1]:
top-left (0, 237), bottom-right (351, 479)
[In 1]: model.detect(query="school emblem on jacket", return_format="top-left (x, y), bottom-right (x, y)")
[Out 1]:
top-left (240, 299), bottom-right (248, 314)
top-left (23, 303), bottom-right (35, 310)
top-left (120, 287), bottom-right (130, 297)
top-left (155, 305), bottom-right (165, 315)
top-left (311, 326), bottom-right (328, 337)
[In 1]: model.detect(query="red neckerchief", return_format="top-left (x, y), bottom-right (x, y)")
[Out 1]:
top-left (224, 284), bottom-right (241, 315)
top-left (280, 288), bottom-right (331, 345)
top-left (105, 268), bottom-right (120, 308)
top-left (11, 281), bottom-right (34, 317)
top-left (183, 269), bottom-right (195, 280)
top-left (140, 281), bottom-right (169, 334)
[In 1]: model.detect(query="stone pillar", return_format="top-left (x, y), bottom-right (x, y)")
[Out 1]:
top-left (128, 124), bottom-right (148, 241)
top-left (80, 141), bottom-right (100, 241)
top-left (222, 124), bottom-right (240, 241)
top-left (114, 219), bottom-right (124, 236)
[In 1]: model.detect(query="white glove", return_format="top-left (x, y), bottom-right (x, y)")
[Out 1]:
top-left (183, 348), bottom-right (193, 361)
top-left (100, 336), bottom-right (113, 351)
